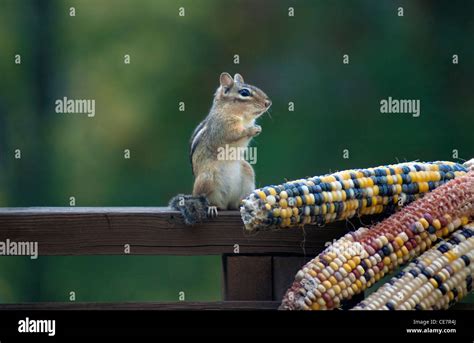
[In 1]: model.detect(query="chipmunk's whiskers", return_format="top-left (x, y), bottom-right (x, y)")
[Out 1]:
top-left (265, 108), bottom-right (273, 120)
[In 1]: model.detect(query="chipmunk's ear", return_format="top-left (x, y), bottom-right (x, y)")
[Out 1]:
top-left (219, 72), bottom-right (234, 89)
top-left (233, 73), bottom-right (244, 84)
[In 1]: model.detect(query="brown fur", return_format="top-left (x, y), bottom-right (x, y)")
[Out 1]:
top-left (190, 72), bottom-right (271, 209)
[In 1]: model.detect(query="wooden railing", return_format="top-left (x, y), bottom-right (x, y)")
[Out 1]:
top-left (0, 207), bottom-right (471, 310)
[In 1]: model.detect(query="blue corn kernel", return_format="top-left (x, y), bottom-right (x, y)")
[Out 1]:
top-left (461, 255), bottom-right (470, 266)
top-left (439, 284), bottom-right (447, 295)
top-left (433, 275), bottom-right (443, 285)
top-left (422, 269), bottom-right (432, 278)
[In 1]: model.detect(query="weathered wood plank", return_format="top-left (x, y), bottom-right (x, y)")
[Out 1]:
top-left (0, 301), bottom-right (280, 310)
top-left (223, 256), bottom-right (273, 301)
top-left (0, 207), bottom-right (350, 255)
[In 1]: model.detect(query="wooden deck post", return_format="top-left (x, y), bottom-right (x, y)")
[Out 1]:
top-left (222, 255), bottom-right (273, 301)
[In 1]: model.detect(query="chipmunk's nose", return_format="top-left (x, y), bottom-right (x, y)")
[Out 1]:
top-left (264, 99), bottom-right (272, 108)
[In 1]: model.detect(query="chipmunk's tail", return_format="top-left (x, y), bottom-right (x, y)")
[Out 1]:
top-left (169, 194), bottom-right (214, 225)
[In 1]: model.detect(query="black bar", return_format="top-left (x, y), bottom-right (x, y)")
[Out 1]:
top-left (0, 310), bottom-right (473, 339)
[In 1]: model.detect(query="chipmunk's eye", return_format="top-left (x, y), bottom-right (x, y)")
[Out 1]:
top-left (239, 88), bottom-right (251, 97)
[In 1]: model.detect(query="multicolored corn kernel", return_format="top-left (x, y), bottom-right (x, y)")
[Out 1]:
top-left (353, 225), bottom-right (474, 310)
top-left (241, 161), bottom-right (468, 232)
top-left (279, 171), bottom-right (474, 310)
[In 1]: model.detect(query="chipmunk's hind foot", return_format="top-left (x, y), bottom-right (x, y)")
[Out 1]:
top-left (207, 206), bottom-right (218, 218)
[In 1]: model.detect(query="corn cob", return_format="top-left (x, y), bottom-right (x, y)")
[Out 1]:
top-left (279, 171), bottom-right (474, 310)
top-left (353, 224), bottom-right (474, 310)
top-left (241, 161), bottom-right (468, 232)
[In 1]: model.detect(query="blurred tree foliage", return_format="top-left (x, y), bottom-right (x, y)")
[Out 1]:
top-left (0, 0), bottom-right (472, 302)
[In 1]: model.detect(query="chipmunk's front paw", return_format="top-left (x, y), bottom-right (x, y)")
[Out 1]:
top-left (207, 206), bottom-right (218, 218)
top-left (249, 125), bottom-right (262, 137)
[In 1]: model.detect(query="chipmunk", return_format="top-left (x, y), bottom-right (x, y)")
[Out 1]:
top-left (169, 72), bottom-right (272, 225)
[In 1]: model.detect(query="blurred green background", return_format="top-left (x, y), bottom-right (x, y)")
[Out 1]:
top-left (0, 0), bottom-right (473, 303)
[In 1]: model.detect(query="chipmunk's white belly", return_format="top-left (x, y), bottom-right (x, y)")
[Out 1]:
top-left (219, 160), bottom-right (242, 205)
